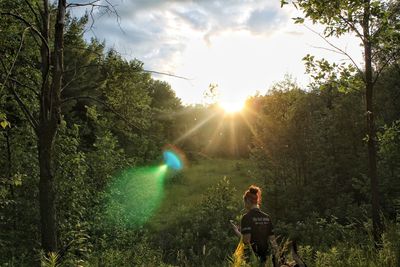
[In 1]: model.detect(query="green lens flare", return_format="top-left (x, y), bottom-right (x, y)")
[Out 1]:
top-left (105, 165), bottom-right (168, 228)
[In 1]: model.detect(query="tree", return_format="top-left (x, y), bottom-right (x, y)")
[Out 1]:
top-left (0, 0), bottom-right (117, 253)
top-left (282, 0), bottom-right (400, 243)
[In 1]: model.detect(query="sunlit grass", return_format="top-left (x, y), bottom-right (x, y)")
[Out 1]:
top-left (149, 158), bottom-right (257, 230)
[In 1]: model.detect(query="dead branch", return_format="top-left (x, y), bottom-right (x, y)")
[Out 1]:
top-left (0, 27), bottom-right (30, 94)
top-left (304, 25), bottom-right (365, 82)
top-left (7, 83), bottom-right (39, 131)
top-left (143, 70), bottom-right (191, 80)
top-left (69, 0), bottom-right (122, 33)
top-left (67, 0), bottom-right (102, 8)
top-left (61, 63), bottom-right (78, 92)
top-left (309, 45), bottom-right (346, 55)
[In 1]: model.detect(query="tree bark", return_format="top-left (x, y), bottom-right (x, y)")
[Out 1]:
top-left (37, 0), bottom-right (66, 253)
top-left (363, 0), bottom-right (382, 244)
top-left (6, 130), bottom-right (17, 234)
top-left (38, 124), bottom-right (57, 252)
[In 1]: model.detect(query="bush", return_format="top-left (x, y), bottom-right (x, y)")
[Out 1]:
top-left (88, 235), bottom-right (168, 267)
top-left (295, 219), bottom-right (400, 267)
top-left (154, 177), bottom-right (241, 266)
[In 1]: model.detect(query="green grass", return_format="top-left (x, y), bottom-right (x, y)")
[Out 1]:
top-left (148, 158), bottom-right (259, 230)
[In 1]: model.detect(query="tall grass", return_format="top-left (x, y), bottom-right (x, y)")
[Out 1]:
top-left (296, 220), bottom-right (400, 267)
top-left (229, 219), bottom-right (399, 267)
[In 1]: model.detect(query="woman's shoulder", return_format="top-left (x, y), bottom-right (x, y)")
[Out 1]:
top-left (252, 208), bottom-right (272, 219)
top-left (241, 210), bottom-right (252, 220)
top-left (259, 209), bottom-right (271, 218)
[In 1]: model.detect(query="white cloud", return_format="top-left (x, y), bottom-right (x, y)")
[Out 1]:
top-left (81, 0), bottom-right (288, 68)
top-left (72, 0), bottom-right (362, 104)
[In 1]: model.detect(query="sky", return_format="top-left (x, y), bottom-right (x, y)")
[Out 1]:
top-left (72, 0), bottom-right (364, 105)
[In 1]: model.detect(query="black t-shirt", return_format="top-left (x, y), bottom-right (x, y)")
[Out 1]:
top-left (240, 208), bottom-right (274, 257)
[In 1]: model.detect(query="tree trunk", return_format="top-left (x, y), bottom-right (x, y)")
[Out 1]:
top-left (37, 0), bottom-right (66, 253)
top-left (5, 131), bottom-right (17, 234)
top-left (363, 0), bottom-right (382, 244)
top-left (38, 123), bottom-right (58, 252)
top-left (365, 42), bottom-right (381, 245)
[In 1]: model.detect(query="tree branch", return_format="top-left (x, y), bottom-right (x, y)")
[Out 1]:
top-left (60, 96), bottom-right (142, 131)
top-left (67, 0), bottom-right (104, 8)
top-left (7, 83), bottom-right (39, 131)
top-left (23, 0), bottom-right (41, 27)
top-left (0, 12), bottom-right (49, 52)
top-left (28, 28), bottom-right (42, 49)
top-left (309, 45), bottom-right (346, 55)
top-left (61, 62), bottom-right (79, 92)
top-left (72, 0), bottom-right (121, 33)
top-left (338, 14), bottom-right (364, 41)
top-left (372, 52), bottom-right (398, 85)
top-left (143, 70), bottom-right (191, 80)
top-left (0, 27), bottom-right (29, 95)
top-left (304, 25), bottom-right (365, 82)
top-left (9, 77), bottom-right (40, 98)
top-left (36, 1), bottom-right (44, 21)
top-left (62, 62), bottom-right (190, 80)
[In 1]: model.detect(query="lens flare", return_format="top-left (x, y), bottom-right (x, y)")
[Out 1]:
top-left (163, 151), bottom-right (183, 170)
top-left (162, 145), bottom-right (186, 170)
top-left (104, 165), bottom-right (168, 228)
top-left (103, 146), bottom-right (186, 228)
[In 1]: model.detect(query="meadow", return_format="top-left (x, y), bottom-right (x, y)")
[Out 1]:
top-left (150, 158), bottom-right (257, 231)
top-left (143, 158), bottom-right (400, 267)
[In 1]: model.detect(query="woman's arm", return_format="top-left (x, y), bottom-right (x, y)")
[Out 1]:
top-left (230, 221), bottom-right (242, 238)
top-left (242, 233), bottom-right (251, 244)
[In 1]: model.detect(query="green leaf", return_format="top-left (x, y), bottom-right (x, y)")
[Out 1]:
top-left (0, 120), bottom-right (9, 129)
top-left (12, 173), bottom-right (25, 187)
top-left (293, 17), bottom-right (305, 24)
top-left (280, 0), bottom-right (289, 8)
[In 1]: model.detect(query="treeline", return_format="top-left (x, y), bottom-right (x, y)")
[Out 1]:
top-left (247, 74), bottom-right (400, 240)
top-left (149, 74), bottom-right (400, 266)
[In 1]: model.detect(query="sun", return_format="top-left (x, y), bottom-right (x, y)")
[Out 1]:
top-left (219, 100), bottom-right (245, 113)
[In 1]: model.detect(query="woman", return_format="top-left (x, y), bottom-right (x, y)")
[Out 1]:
top-left (232, 185), bottom-right (278, 265)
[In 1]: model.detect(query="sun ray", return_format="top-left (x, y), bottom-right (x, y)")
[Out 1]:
top-left (173, 112), bottom-right (217, 144)
top-left (229, 116), bottom-right (238, 156)
top-left (242, 105), bottom-right (261, 118)
top-left (204, 114), bottom-right (225, 153)
top-left (239, 112), bottom-right (263, 148)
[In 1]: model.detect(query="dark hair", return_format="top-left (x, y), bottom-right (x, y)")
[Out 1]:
top-left (243, 185), bottom-right (262, 205)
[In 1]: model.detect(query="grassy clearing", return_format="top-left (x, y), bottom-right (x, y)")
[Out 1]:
top-left (149, 158), bottom-right (259, 230)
